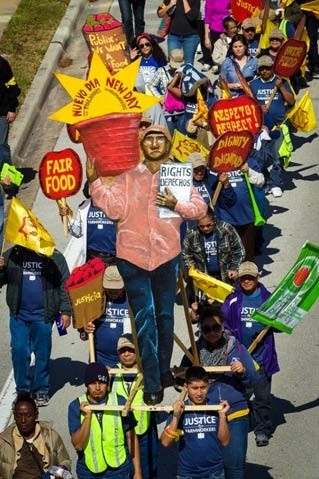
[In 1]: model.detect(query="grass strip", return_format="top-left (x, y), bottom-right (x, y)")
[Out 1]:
top-left (0, 0), bottom-right (71, 105)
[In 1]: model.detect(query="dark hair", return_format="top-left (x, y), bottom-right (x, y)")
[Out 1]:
top-left (223, 16), bottom-right (237, 29)
top-left (206, 205), bottom-right (216, 220)
top-left (185, 366), bottom-right (209, 384)
top-left (230, 34), bottom-right (249, 56)
top-left (12, 392), bottom-right (37, 413)
top-left (198, 305), bottom-right (225, 326)
top-left (133, 34), bottom-right (167, 65)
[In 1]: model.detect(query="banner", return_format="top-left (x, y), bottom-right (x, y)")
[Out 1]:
top-left (209, 130), bottom-right (254, 173)
top-left (158, 163), bottom-right (192, 218)
top-left (286, 91), bottom-right (317, 132)
top-left (251, 241), bottom-right (319, 333)
top-left (4, 197), bottom-right (55, 257)
top-left (39, 148), bottom-right (83, 200)
top-left (274, 38), bottom-right (307, 78)
top-left (82, 13), bottom-right (130, 73)
top-left (189, 266), bottom-right (234, 303)
top-left (208, 96), bottom-right (263, 137)
top-left (171, 130), bottom-right (209, 162)
top-left (231, 0), bottom-right (262, 23)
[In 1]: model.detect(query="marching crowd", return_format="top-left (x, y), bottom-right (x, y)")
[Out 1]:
top-left (0, 0), bottom-right (318, 477)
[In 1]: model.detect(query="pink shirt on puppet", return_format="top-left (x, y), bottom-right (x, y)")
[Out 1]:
top-left (90, 163), bottom-right (207, 271)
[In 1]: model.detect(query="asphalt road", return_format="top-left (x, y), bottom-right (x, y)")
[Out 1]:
top-left (0, 0), bottom-right (319, 477)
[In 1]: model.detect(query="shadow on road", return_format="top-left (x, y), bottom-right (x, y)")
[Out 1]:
top-left (271, 395), bottom-right (319, 432)
top-left (49, 357), bottom-right (87, 396)
top-left (246, 462), bottom-right (274, 478)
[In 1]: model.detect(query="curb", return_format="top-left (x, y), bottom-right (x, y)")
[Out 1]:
top-left (9, 0), bottom-right (88, 163)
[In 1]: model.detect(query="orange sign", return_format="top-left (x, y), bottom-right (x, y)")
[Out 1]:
top-left (231, 0), bottom-right (262, 23)
top-left (274, 38), bottom-right (307, 78)
top-left (209, 131), bottom-right (254, 172)
top-left (208, 95), bottom-right (263, 137)
top-left (39, 148), bottom-right (83, 200)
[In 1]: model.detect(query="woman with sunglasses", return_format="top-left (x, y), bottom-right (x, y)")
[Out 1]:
top-left (180, 304), bottom-right (259, 479)
top-left (220, 33), bottom-right (258, 96)
top-left (130, 33), bottom-right (167, 85)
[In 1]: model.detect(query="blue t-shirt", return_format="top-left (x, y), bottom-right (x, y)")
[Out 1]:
top-left (19, 250), bottom-right (45, 322)
top-left (204, 232), bottom-right (220, 275)
top-left (250, 75), bottom-right (293, 123)
top-left (87, 203), bottom-right (116, 255)
top-left (248, 37), bottom-right (260, 57)
top-left (140, 56), bottom-right (163, 84)
top-left (240, 287), bottom-right (265, 365)
top-left (95, 293), bottom-right (129, 367)
top-left (166, 400), bottom-right (223, 477)
top-left (68, 393), bottom-right (135, 479)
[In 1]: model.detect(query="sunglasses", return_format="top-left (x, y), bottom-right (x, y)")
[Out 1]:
top-left (201, 324), bottom-right (222, 334)
top-left (139, 42), bottom-right (151, 49)
top-left (244, 27), bottom-right (255, 33)
top-left (118, 347), bottom-right (135, 354)
top-left (259, 66), bottom-right (272, 70)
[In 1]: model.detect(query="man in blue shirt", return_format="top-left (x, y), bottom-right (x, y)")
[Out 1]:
top-left (250, 55), bottom-right (295, 198)
top-left (161, 366), bottom-right (230, 479)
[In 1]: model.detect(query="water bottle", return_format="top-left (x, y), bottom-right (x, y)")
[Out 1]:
top-left (48, 465), bottom-right (72, 478)
top-left (55, 314), bottom-right (67, 336)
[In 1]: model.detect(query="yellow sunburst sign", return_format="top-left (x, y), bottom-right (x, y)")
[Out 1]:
top-left (50, 52), bottom-right (160, 125)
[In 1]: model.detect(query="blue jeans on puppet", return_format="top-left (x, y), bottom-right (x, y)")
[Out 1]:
top-left (118, 0), bottom-right (145, 46)
top-left (167, 34), bottom-right (200, 65)
top-left (223, 416), bottom-right (249, 479)
top-left (117, 256), bottom-right (179, 394)
top-left (10, 315), bottom-right (52, 395)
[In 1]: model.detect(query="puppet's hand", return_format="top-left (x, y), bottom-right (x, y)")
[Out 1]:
top-left (86, 157), bottom-right (99, 184)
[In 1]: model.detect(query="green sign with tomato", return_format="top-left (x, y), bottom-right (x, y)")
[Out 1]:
top-left (251, 241), bottom-right (319, 333)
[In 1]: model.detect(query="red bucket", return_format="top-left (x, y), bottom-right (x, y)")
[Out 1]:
top-left (76, 113), bottom-right (142, 176)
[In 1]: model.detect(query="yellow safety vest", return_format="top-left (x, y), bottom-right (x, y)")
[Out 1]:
top-left (111, 365), bottom-right (150, 435)
top-left (78, 393), bottom-right (127, 473)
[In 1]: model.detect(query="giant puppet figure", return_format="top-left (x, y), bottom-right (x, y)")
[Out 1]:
top-left (87, 125), bottom-right (207, 405)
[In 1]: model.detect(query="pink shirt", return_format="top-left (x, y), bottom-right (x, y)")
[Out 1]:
top-left (90, 164), bottom-right (207, 271)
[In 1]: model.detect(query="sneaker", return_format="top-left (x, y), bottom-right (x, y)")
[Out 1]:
top-left (255, 433), bottom-right (269, 447)
top-left (271, 186), bottom-right (282, 198)
top-left (201, 63), bottom-right (212, 72)
top-left (34, 393), bottom-right (49, 407)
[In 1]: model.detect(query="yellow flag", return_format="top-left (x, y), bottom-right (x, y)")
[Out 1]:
top-left (286, 91), bottom-right (317, 132)
top-left (189, 266), bottom-right (234, 303)
top-left (258, 19), bottom-right (277, 50)
top-left (301, 0), bottom-right (319, 20)
top-left (4, 197), bottom-right (55, 257)
top-left (171, 130), bottom-right (209, 163)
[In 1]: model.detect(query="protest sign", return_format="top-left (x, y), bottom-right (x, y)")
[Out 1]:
top-left (158, 163), bottom-right (193, 218)
top-left (209, 130), bottom-right (254, 173)
top-left (231, 0), bottom-right (262, 23)
top-left (251, 241), bottom-right (319, 333)
top-left (171, 130), bottom-right (209, 163)
top-left (208, 95), bottom-right (263, 137)
top-left (274, 38), bottom-right (307, 78)
top-left (39, 148), bottom-right (82, 200)
top-left (82, 13), bottom-right (130, 73)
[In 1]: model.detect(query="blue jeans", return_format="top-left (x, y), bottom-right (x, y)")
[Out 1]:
top-left (10, 315), bottom-right (52, 394)
top-left (223, 417), bottom-right (249, 479)
top-left (177, 471), bottom-right (225, 479)
top-left (0, 192), bottom-right (3, 249)
top-left (118, 0), bottom-right (145, 46)
top-left (138, 419), bottom-right (159, 479)
top-left (167, 34), bottom-right (200, 65)
top-left (117, 256), bottom-right (179, 393)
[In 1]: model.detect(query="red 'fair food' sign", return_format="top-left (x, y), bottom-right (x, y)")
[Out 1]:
top-left (209, 131), bottom-right (254, 173)
top-left (39, 148), bottom-right (83, 200)
top-left (208, 95), bottom-right (263, 137)
top-left (274, 38), bottom-right (307, 78)
top-left (231, 0), bottom-right (262, 23)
